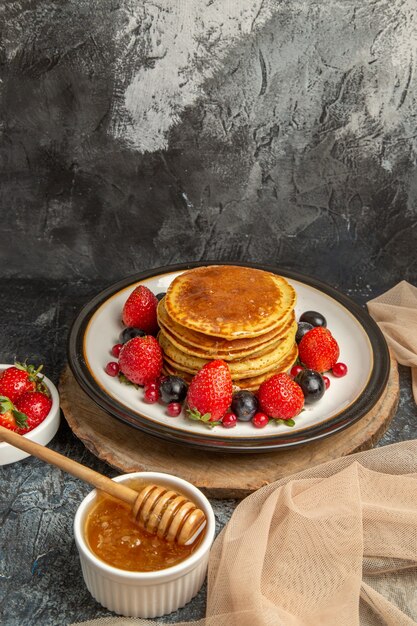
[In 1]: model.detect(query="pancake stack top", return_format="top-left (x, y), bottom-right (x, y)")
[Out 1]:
top-left (157, 265), bottom-right (298, 391)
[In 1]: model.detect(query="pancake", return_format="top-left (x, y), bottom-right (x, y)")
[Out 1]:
top-left (164, 265), bottom-right (296, 340)
top-left (158, 325), bottom-right (297, 378)
top-left (159, 325), bottom-right (290, 362)
top-left (162, 344), bottom-right (299, 391)
top-left (158, 311), bottom-right (297, 361)
top-left (233, 345), bottom-right (299, 390)
top-left (158, 298), bottom-right (295, 354)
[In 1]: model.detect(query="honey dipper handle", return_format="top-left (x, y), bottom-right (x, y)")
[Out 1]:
top-left (0, 425), bottom-right (138, 506)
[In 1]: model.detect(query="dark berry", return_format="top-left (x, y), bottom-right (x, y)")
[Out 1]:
top-left (105, 362), bottom-right (120, 377)
top-left (299, 311), bottom-right (327, 328)
top-left (167, 402), bottom-right (182, 417)
top-left (252, 412), bottom-right (269, 428)
top-left (159, 375), bottom-right (188, 404)
top-left (332, 362), bottom-right (348, 378)
top-left (295, 322), bottom-right (314, 343)
top-left (111, 343), bottom-right (123, 358)
top-left (144, 387), bottom-right (159, 403)
top-left (323, 375), bottom-right (330, 389)
top-left (295, 369), bottom-right (325, 404)
top-left (156, 292), bottom-right (166, 301)
top-left (120, 327), bottom-right (146, 343)
top-left (222, 412), bottom-right (237, 428)
top-left (290, 364), bottom-right (303, 377)
top-left (231, 390), bottom-right (259, 422)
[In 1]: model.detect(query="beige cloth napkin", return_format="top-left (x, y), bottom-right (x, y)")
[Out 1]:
top-left (367, 280), bottom-right (417, 403)
top-left (72, 439), bottom-right (417, 626)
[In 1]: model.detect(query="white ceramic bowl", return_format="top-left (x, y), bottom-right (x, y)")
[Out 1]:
top-left (74, 471), bottom-right (215, 618)
top-left (0, 364), bottom-right (60, 466)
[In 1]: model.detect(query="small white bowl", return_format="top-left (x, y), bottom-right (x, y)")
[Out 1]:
top-left (0, 364), bottom-right (60, 466)
top-left (74, 472), bottom-right (215, 618)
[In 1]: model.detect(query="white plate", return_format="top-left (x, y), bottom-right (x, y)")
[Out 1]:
top-left (68, 264), bottom-right (389, 452)
top-left (0, 366), bottom-right (60, 465)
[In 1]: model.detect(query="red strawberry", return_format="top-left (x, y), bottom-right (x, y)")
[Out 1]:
top-left (118, 336), bottom-right (163, 386)
top-left (186, 360), bottom-right (233, 423)
top-left (258, 373), bottom-right (304, 420)
top-left (0, 395), bottom-right (28, 432)
top-left (122, 286), bottom-right (159, 335)
top-left (298, 327), bottom-right (340, 372)
top-left (0, 362), bottom-right (47, 403)
top-left (15, 391), bottom-right (52, 431)
top-left (0, 366), bottom-right (35, 402)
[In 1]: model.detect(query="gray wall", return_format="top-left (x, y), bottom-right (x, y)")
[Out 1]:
top-left (1, 0), bottom-right (416, 291)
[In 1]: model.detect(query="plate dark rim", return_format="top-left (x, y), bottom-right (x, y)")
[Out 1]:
top-left (67, 261), bottom-right (390, 453)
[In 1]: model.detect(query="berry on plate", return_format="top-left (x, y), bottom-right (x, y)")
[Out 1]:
top-left (221, 412), bottom-right (237, 428)
top-left (167, 402), bottom-right (182, 417)
top-left (258, 373), bottom-right (304, 420)
top-left (299, 311), bottom-right (327, 328)
top-left (144, 386), bottom-right (159, 403)
top-left (111, 343), bottom-right (123, 358)
top-left (0, 396), bottom-right (28, 432)
top-left (295, 369), bottom-right (325, 404)
top-left (0, 362), bottom-right (46, 403)
top-left (159, 376), bottom-right (188, 404)
top-left (295, 322), bottom-right (313, 344)
top-left (118, 336), bottom-right (163, 386)
top-left (122, 286), bottom-right (159, 335)
top-left (120, 327), bottom-right (146, 344)
top-left (332, 362), bottom-right (348, 378)
top-left (290, 364), bottom-right (304, 378)
top-left (15, 392), bottom-right (52, 431)
top-left (252, 412), bottom-right (269, 428)
top-left (231, 390), bottom-right (258, 422)
top-left (298, 327), bottom-right (340, 373)
top-left (105, 361), bottom-right (120, 377)
top-left (186, 360), bottom-right (233, 424)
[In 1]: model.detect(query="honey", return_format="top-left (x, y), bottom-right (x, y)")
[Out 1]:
top-left (85, 481), bottom-right (204, 572)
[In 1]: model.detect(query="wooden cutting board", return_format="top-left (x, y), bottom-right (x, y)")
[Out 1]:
top-left (59, 355), bottom-right (399, 499)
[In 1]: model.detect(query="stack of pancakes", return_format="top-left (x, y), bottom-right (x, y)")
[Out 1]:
top-left (157, 265), bottom-right (298, 391)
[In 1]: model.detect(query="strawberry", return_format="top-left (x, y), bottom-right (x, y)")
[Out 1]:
top-left (186, 360), bottom-right (233, 424)
top-left (15, 391), bottom-right (52, 431)
top-left (258, 373), bottom-right (304, 420)
top-left (0, 362), bottom-right (48, 403)
top-left (118, 336), bottom-right (163, 386)
top-left (122, 286), bottom-right (159, 335)
top-left (298, 327), bottom-right (340, 373)
top-left (0, 395), bottom-right (28, 432)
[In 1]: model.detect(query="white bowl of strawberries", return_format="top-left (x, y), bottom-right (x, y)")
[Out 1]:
top-left (0, 363), bottom-right (60, 466)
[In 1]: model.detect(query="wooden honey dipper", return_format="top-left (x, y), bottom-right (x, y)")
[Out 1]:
top-left (0, 425), bottom-right (206, 545)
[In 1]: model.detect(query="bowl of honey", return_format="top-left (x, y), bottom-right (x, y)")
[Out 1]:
top-left (74, 471), bottom-right (215, 618)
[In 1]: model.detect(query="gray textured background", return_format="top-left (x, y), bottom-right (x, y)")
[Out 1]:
top-left (1, 0), bottom-right (416, 288)
top-left (1, 1), bottom-right (417, 624)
